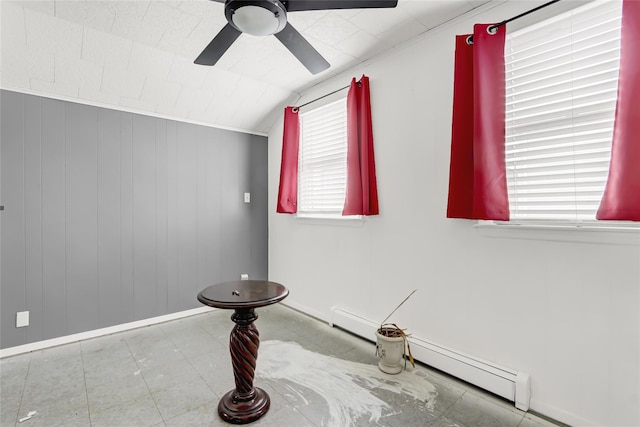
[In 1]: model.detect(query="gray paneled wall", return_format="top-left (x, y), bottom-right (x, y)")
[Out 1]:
top-left (0, 90), bottom-right (268, 349)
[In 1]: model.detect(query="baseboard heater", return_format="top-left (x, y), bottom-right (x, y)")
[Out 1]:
top-left (330, 307), bottom-right (531, 411)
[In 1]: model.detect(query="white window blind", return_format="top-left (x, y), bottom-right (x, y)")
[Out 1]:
top-left (504, 0), bottom-right (622, 223)
top-left (298, 98), bottom-right (348, 215)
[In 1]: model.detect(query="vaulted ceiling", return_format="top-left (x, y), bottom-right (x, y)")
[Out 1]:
top-left (0, 0), bottom-right (491, 134)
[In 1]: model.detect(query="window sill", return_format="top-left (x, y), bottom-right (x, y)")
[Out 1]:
top-left (295, 214), bottom-right (366, 227)
top-left (475, 221), bottom-right (640, 245)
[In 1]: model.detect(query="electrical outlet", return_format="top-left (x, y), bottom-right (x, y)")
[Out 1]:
top-left (16, 311), bottom-right (29, 328)
top-left (240, 274), bottom-right (249, 280)
top-left (244, 193), bottom-right (251, 203)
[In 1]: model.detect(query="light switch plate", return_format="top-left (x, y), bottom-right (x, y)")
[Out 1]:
top-left (244, 193), bottom-right (250, 203)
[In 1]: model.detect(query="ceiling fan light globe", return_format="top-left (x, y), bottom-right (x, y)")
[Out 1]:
top-left (225, 1), bottom-right (287, 36)
top-left (233, 5), bottom-right (279, 36)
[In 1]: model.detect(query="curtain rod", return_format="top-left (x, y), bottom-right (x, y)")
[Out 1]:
top-left (294, 84), bottom-right (350, 111)
top-left (468, 0), bottom-right (561, 43)
top-left (296, 1), bottom-right (563, 107)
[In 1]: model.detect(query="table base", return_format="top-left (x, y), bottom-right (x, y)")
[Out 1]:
top-left (218, 387), bottom-right (270, 424)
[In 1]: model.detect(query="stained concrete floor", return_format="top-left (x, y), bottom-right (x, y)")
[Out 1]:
top-left (0, 304), bottom-right (563, 427)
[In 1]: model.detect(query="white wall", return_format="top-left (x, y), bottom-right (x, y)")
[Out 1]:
top-left (268, 2), bottom-right (640, 426)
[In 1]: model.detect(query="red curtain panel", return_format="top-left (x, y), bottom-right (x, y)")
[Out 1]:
top-left (343, 75), bottom-right (380, 216)
top-left (447, 25), bottom-right (510, 220)
top-left (276, 106), bottom-right (300, 214)
top-left (472, 24), bottom-right (509, 220)
top-left (447, 35), bottom-right (475, 218)
top-left (597, 0), bottom-right (640, 221)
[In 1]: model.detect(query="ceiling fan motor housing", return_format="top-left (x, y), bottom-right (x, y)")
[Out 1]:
top-left (225, 0), bottom-right (288, 36)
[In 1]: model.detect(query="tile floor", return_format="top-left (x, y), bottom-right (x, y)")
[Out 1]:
top-left (0, 304), bottom-right (563, 427)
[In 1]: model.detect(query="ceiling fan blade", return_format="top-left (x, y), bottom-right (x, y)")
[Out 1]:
top-left (194, 23), bottom-right (242, 66)
top-left (284, 0), bottom-right (397, 12)
top-left (274, 23), bottom-right (330, 74)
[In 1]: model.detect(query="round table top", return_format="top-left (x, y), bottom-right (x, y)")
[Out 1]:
top-left (197, 280), bottom-right (289, 309)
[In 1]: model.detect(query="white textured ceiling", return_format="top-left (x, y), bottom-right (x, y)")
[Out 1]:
top-left (0, 0), bottom-right (490, 134)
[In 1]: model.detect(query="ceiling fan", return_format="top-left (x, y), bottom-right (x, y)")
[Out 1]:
top-left (194, 0), bottom-right (398, 74)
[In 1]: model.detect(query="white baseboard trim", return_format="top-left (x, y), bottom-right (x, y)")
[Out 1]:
top-left (529, 399), bottom-right (600, 427)
top-left (0, 307), bottom-right (215, 359)
top-left (282, 299), bottom-right (331, 325)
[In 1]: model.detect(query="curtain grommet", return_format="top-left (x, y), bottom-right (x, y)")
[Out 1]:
top-left (487, 25), bottom-right (498, 35)
top-left (466, 35), bottom-right (473, 45)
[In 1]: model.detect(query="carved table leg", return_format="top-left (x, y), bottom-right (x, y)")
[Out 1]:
top-left (218, 308), bottom-right (270, 424)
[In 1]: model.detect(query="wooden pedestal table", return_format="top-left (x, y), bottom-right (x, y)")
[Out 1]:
top-left (197, 280), bottom-right (289, 424)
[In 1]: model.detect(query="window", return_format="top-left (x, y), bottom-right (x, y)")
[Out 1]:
top-left (297, 98), bottom-right (349, 217)
top-left (504, 0), bottom-right (629, 225)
